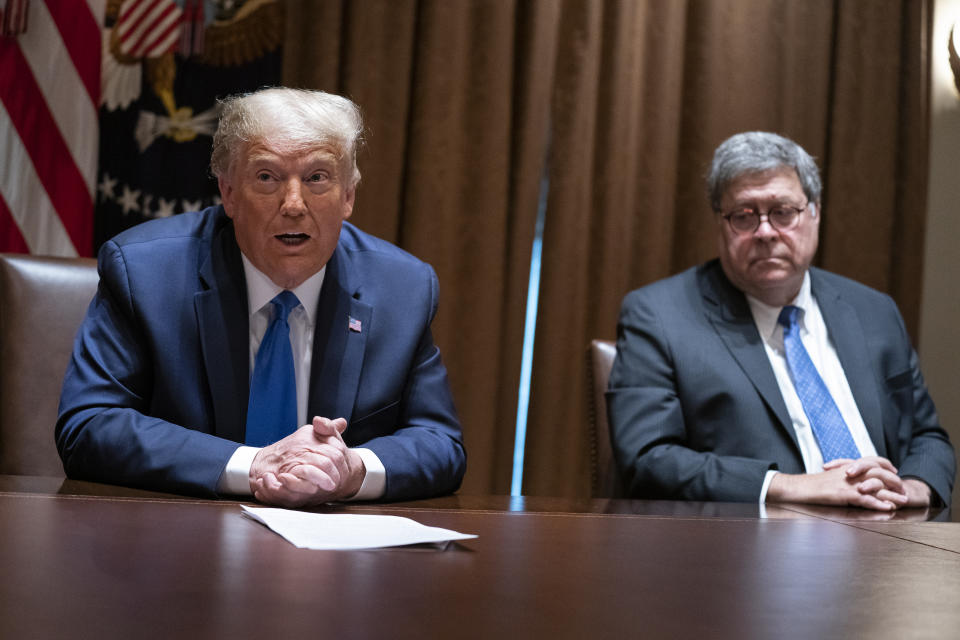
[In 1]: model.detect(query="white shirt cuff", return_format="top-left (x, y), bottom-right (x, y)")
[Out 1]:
top-left (346, 447), bottom-right (386, 501)
top-left (759, 469), bottom-right (778, 505)
top-left (217, 445), bottom-right (260, 495)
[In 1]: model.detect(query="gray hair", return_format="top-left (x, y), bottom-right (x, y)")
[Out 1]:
top-left (707, 131), bottom-right (821, 212)
top-left (210, 87), bottom-right (363, 187)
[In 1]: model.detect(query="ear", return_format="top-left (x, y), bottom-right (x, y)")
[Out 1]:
top-left (341, 186), bottom-right (356, 221)
top-left (218, 174), bottom-right (235, 218)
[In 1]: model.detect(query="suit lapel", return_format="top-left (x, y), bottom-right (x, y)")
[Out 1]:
top-left (196, 219), bottom-right (249, 443)
top-left (307, 243), bottom-right (371, 423)
top-left (698, 262), bottom-right (796, 447)
top-left (810, 270), bottom-right (886, 456)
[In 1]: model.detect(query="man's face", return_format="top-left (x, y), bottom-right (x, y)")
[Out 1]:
top-left (219, 143), bottom-right (355, 289)
top-left (715, 167), bottom-right (819, 306)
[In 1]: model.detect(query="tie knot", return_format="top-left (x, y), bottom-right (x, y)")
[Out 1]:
top-left (778, 305), bottom-right (801, 329)
top-left (271, 290), bottom-right (300, 322)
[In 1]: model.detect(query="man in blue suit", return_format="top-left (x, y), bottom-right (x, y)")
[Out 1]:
top-left (57, 88), bottom-right (465, 506)
top-left (608, 132), bottom-right (954, 510)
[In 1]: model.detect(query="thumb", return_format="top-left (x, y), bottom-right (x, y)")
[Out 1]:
top-left (312, 416), bottom-right (348, 437)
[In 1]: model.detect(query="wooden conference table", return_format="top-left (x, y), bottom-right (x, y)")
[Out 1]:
top-left (1, 476), bottom-right (958, 639)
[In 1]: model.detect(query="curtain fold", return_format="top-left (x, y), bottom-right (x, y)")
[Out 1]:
top-left (282, 0), bottom-right (931, 498)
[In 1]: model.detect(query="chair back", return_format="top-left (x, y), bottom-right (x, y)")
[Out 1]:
top-left (0, 253), bottom-right (98, 475)
top-left (586, 339), bottom-right (623, 497)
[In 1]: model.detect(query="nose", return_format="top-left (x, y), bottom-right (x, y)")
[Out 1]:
top-left (280, 178), bottom-right (306, 216)
top-left (753, 214), bottom-right (778, 239)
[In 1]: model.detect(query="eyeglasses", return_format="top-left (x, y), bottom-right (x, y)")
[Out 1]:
top-left (720, 202), bottom-right (808, 234)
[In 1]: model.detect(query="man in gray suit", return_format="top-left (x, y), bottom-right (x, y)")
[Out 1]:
top-left (608, 132), bottom-right (954, 510)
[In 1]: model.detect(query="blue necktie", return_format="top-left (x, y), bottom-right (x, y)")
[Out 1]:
top-left (245, 291), bottom-right (300, 447)
top-left (778, 305), bottom-right (860, 462)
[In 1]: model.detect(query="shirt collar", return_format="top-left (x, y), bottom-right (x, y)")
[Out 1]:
top-left (240, 254), bottom-right (325, 324)
top-left (746, 270), bottom-right (813, 343)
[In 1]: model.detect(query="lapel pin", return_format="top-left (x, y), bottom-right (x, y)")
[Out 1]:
top-left (348, 316), bottom-right (362, 333)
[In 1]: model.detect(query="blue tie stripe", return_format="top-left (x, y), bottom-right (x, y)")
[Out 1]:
top-left (245, 291), bottom-right (300, 447)
top-left (778, 305), bottom-right (861, 462)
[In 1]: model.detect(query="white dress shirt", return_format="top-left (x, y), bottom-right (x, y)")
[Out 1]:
top-left (217, 256), bottom-right (385, 499)
top-left (749, 272), bottom-right (877, 503)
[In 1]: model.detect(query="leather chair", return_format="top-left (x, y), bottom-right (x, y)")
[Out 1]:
top-left (0, 253), bottom-right (98, 476)
top-left (586, 339), bottom-right (623, 497)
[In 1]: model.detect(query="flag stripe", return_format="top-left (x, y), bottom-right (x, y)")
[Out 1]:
top-left (0, 40), bottom-right (92, 254)
top-left (135, 19), bottom-right (180, 57)
top-left (122, 3), bottom-right (181, 58)
top-left (16, 0), bottom-right (98, 198)
top-left (118, 0), bottom-right (153, 36)
top-left (0, 102), bottom-right (78, 256)
top-left (45, 0), bottom-right (102, 107)
top-left (0, 194), bottom-right (31, 255)
top-left (0, 0), bottom-right (101, 257)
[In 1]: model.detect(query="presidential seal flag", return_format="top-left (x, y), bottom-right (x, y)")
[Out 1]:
top-left (95, 0), bottom-right (282, 250)
top-left (0, 0), bottom-right (106, 256)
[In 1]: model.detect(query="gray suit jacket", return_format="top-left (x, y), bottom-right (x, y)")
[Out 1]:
top-left (607, 259), bottom-right (955, 505)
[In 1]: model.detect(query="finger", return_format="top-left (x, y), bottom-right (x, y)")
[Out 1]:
top-left (852, 493), bottom-right (897, 511)
top-left (854, 456), bottom-right (898, 474)
top-left (312, 416), bottom-right (346, 438)
top-left (873, 456), bottom-right (898, 473)
top-left (253, 478), bottom-right (297, 506)
top-left (874, 489), bottom-right (909, 507)
top-left (855, 477), bottom-right (886, 495)
top-left (856, 478), bottom-right (907, 505)
top-left (273, 442), bottom-right (343, 470)
top-left (287, 462), bottom-right (339, 493)
top-left (843, 460), bottom-right (870, 477)
top-left (255, 475), bottom-right (319, 508)
top-left (274, 444), bottom-right (348, 480)
top-left (275, 463), bottom-right (345, 504)
top-left (823, 458), bottom-right (855, 471)
top-left (844, 457), bottom-right (894, 479)
top-left (313, 420), bottom-right (349, 449)
top-left (276, 470), bottom-right (333, 494)
top-left (860, 468), bottom-right (905, 493)
top-left (258, 471), bottom-right (283, 492)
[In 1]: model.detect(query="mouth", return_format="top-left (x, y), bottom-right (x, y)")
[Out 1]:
top-left (275, 233), bottom-right (310, 246)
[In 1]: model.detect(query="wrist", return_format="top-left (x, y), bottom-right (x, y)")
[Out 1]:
top-left (342, 449), bottom-right (367, 499)
top-left (766, 472), bottom-right (802, 504)
top-left (902, 478), bottom-right (932, 507)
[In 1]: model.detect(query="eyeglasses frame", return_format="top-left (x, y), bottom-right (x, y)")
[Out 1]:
top-left (719, 201), bottom-right (810, 234)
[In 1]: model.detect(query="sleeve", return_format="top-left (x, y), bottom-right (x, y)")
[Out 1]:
top-left (606, 288), bottom-right (774, 502)
top-left (354, 266), bottom-right (466, 501)
top-left (55, 241), bottom-right (240, 497)
top-left (885, 306), bottom-right (955, 506)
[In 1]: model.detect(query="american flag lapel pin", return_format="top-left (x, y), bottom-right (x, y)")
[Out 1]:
top-left (348, 316), bottom-right (362, 333)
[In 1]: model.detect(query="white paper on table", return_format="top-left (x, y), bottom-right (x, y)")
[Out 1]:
top-left (241, 505), bottom-right (478, 550)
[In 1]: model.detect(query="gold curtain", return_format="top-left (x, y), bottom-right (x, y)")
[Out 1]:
top-left (282, 0), bottom-right (931, 498)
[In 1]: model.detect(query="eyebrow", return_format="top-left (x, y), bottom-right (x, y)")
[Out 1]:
top-left (730, 198), bottom-right (803, 208)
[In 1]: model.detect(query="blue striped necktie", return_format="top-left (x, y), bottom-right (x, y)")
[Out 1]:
top-left (778, 305), bottom-right (861, 462)
top-left (245, 291), bottom-right (300, 447)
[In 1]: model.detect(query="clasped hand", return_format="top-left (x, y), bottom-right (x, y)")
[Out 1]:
top-left (769, 456), bottom-right (931, 511)
top-left (249, 416), bottom-right (366, 508)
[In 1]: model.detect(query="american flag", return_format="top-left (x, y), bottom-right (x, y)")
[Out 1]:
top-left (115, 0), bottom-right (182, 59)
top-left (0, 0), bottom-right (105, 256)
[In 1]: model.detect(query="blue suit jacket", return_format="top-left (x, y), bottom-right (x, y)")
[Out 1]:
top-left (56, 206), bottom-right (465, 500)
top-left (608, 259), bottom-right (955, 505)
